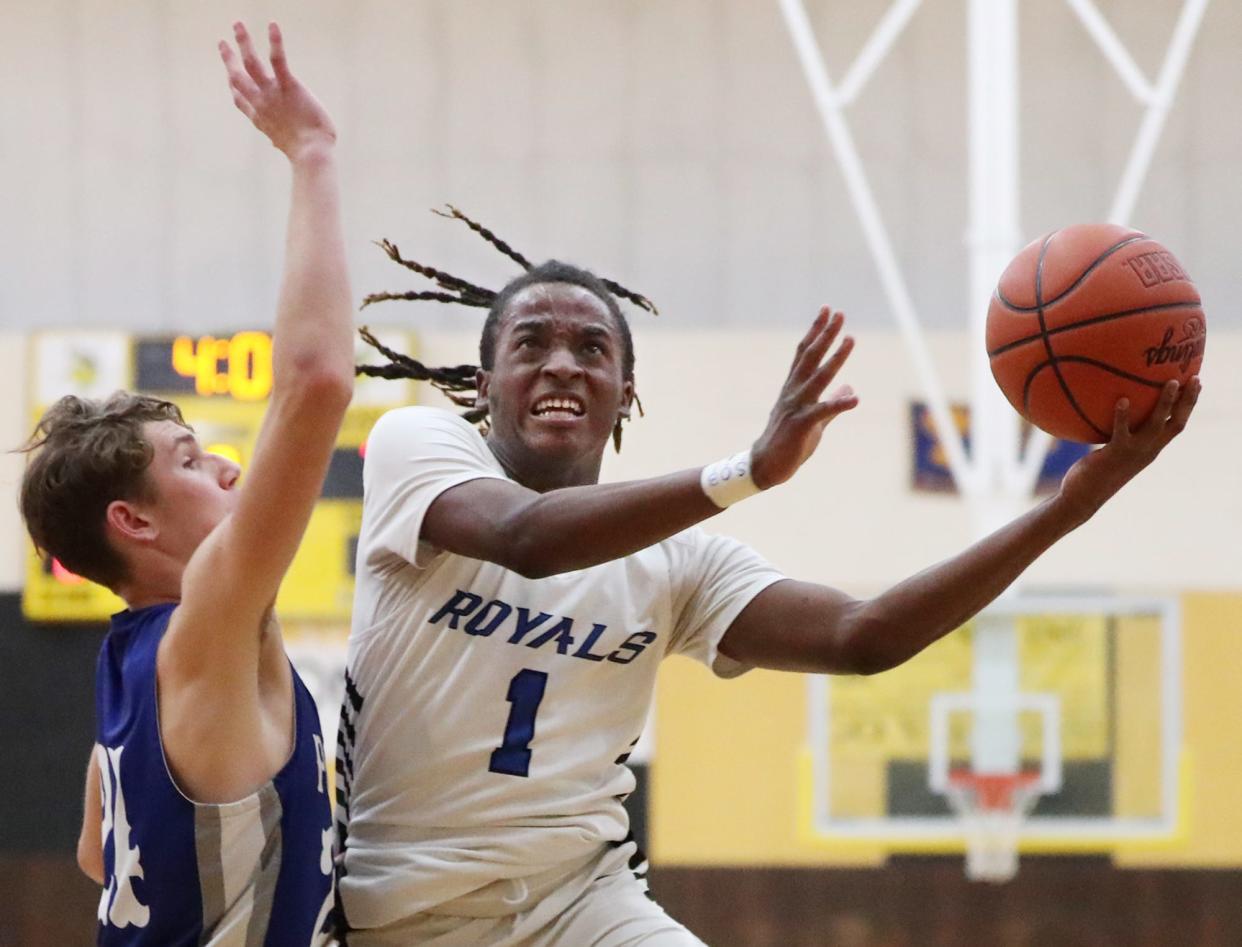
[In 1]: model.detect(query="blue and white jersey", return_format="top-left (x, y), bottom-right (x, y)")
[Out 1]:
top-left (95, 602), bottom-right (337, 946)
top-left (336, 407), bottom-right (787, 929)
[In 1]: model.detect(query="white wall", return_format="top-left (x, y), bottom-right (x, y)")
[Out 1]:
top-left (422, 324), bottom-right (1242, 593)
top-left (0, 1), bottom-right (1238, 335)
top-left (4, 325), bottom-right (1235, 595)
top-left (0, 335), bottom-right (29, 593)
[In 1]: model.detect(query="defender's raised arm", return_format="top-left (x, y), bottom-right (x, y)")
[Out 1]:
top-left (23, 22), bottom-right (350, 938)
top-left (159, 21), bottom-right (354, 801)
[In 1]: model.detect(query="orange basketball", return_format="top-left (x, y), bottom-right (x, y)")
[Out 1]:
top-left (986, 223), bottom-right (1205, 443)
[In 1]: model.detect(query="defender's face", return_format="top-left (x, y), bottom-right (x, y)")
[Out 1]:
top-left (139, 420), bottom-right (241, 561)
top-left (479, 283), bottom-right (634, 478)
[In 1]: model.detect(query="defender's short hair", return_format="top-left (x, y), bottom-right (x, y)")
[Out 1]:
top-left (19, 392), bottom-right (187, 589)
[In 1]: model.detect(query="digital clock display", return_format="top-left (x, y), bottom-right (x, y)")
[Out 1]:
top-left (135, 332), bottom-right (273, 400)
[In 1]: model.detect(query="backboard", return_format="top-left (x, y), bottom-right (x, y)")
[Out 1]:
top-left (803, 594), bottom-right (1183, 858)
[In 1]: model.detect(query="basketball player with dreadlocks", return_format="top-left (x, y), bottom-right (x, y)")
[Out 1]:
top-left (19, 23), bottom-right (350, 943)
top-left (336, 212), bottom-right (1198, 944)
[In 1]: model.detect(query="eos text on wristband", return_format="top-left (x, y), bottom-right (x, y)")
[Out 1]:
top-left (700, 450), bottom-right (761, 509)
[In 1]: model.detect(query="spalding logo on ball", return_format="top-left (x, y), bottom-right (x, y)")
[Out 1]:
top-left (986, 223), bottom-right (1205, 443)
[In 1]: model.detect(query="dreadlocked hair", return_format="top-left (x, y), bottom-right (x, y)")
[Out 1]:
top-left (358, 205), bottom-right (655, 446)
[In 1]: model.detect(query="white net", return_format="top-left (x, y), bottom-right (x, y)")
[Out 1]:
top-left (945, 773), bottom-right (1042, 883)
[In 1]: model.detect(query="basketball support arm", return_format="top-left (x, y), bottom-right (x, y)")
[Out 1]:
top-left (778, 0), bottom-right (1210, 505)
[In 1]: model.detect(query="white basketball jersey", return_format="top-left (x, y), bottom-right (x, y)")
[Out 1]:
top-left (336, 407), bottom-right (785, 929)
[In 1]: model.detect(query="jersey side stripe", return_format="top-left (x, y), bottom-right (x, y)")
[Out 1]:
top-left (242, 784), bottom-right (284, 947)
top-left (194, 804), bottom-right (228, 937)
top-left (192, 784), bottom-right (284, 944)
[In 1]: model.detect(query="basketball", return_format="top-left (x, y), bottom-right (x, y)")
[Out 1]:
top-left (986, 223), bottom-right (1205, 443)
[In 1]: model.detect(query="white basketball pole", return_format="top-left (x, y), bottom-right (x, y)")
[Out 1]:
top-left (779, 0), bottom-right (1210, 504)
top-left (966, 0), bottom-right (1025, 519)
top-left (965, 0), bottom-right (1023, 779)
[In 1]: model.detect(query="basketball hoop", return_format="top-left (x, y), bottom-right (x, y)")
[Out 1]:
top-left (945, 770), bottom-right (1042, 883)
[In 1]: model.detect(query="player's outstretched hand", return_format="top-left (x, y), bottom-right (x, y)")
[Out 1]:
top-left (1057, 376), bottom-right (1200, 522)
top-left (219, 22), bottom-right (336, 162)
top-left (749, 307), bottom-right (859, 489)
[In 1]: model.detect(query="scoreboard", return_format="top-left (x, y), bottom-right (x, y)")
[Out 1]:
top-left (22, 329), bottom-right (416, 623)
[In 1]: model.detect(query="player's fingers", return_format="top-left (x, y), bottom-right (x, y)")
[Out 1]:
top-left (267, 22), bottom-right (294, 86)
top-left (789, 307), bottom-right (831, 371)
top-left (231, 91), bottom-right (257, 122)
top-left (233, 21), bottom-right (272, 88)
top-left (806, 384), bottom-right (859, 425)
top-left (1164, 376), bottom-right (1200, 438)
top-left (219, 41), bottom-right (260, 101)
top-left (800, 334), bottom-right (855, 402)
top-left (1142, 380), bottom-right (1179, 435)
top-left (792, 310), bottom-right (844, 384)
top-left (1110, 397), bottom-right (1131, 444)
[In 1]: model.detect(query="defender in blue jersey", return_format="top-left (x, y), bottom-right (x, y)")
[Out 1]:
top-left (19, 22), bottom-right (353, 944)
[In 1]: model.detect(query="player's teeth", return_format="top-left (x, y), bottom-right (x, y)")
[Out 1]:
top-left (535, 398), bottom-right (582, 415)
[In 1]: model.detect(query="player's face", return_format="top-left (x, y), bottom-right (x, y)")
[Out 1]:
top-left (139, 420), bottom-right (241, 561)
top-left (480, 283), bottom-right (634, 487)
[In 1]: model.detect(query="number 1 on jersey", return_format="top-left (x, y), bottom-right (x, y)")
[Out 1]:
top-left (489, 669), bottom-right (548, 777)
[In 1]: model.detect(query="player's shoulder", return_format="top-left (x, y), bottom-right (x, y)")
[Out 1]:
top-left (663, 523), bottom-right (708, 551)
top-left (368, 405), bottom-right (485, 455)
top-left (372, 404), bottom-right (476, 438)
top-left (652, 524), bottom-right (717, 566)
top-left (663, 523), bottom-right (735, 552)
top-left (106, 602), bottom-right (179, 658)
top-left (657, 524), bottom-right (762, 571)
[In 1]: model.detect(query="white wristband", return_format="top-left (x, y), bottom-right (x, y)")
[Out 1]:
top-left (700, 450), bottom-right (761, 509)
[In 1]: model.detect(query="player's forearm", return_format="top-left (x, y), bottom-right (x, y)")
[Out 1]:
top-left (77, 749), bottom-right (104, 885)
top-left (850, 494), bottom-right (1085, 672)
top-left (271, 146), bottom-right (354, 398)
top-left (504, 469), bottom-right (723, 577)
